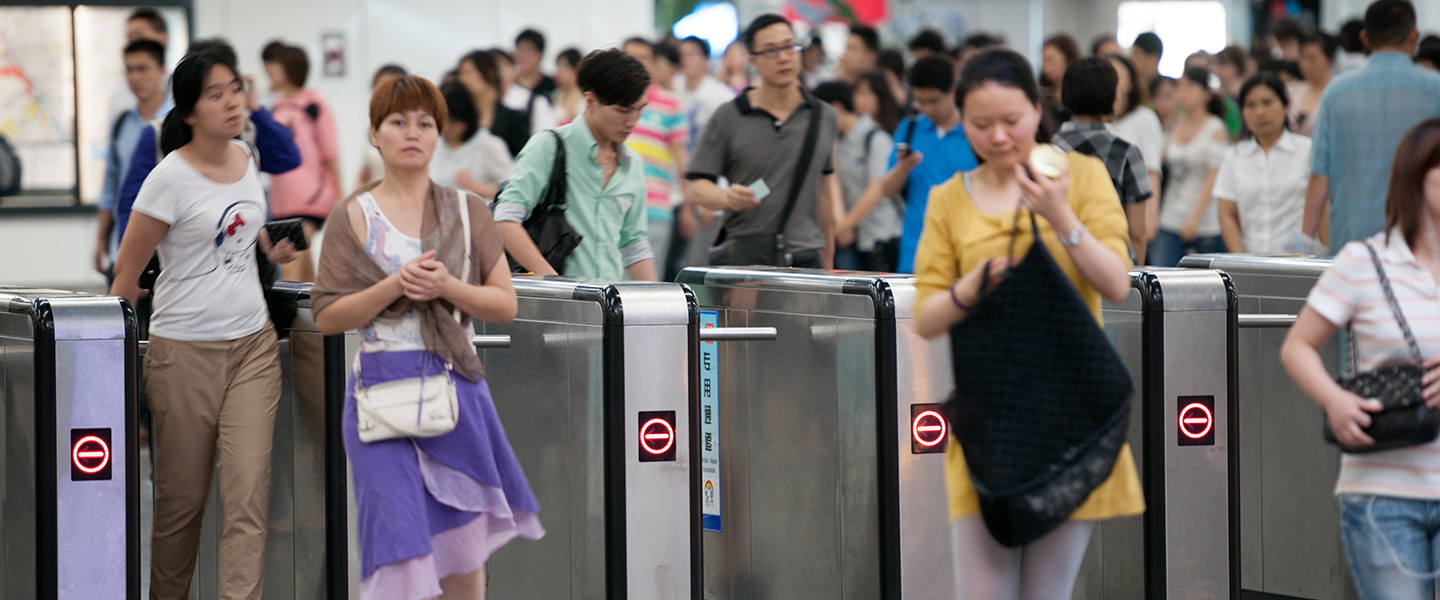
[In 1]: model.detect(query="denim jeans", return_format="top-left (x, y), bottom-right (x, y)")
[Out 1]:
top-left (1339, 494), bottom-right (1440, 599)
top-left (1147, 228), bottom-right (1225, 267)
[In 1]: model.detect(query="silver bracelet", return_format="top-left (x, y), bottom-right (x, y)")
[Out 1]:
top-left (1058, 223), bottom-right (1087, 248)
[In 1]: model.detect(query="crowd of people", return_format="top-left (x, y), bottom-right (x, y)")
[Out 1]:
top-left (80, 0), bottom-right (1440, 598)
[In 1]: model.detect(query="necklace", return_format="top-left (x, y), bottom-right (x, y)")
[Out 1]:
top-left (597, 145), bottom-right (616, 165)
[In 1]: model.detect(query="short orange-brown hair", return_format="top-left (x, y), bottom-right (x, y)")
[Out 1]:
top-left (368, 74), bottom-right (447, 133)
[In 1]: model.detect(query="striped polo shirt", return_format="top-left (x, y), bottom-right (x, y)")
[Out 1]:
top-left (1307, 229), bottom-right (1440, 499)
top-left (626, 84), bottom-right (688, 222)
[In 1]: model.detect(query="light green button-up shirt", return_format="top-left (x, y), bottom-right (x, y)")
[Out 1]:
top-left (494, 111), bottom-right (653, 280)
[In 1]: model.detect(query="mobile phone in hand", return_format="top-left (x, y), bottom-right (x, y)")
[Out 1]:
top-left (897, 143), bottom-right (911, 156)
top-left (264, 218), bottom-right (309, 252)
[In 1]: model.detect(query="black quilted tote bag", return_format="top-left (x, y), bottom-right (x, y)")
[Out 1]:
top-left (944, 210), bottom-right (1134, 548)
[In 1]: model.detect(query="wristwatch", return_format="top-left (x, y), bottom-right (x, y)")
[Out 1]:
top-left (1058, 223), bottom-right (1086, 248)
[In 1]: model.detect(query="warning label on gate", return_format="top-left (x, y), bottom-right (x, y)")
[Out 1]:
top-left (71, 428), bottom-right (113, 481)
top-left (700, 309), bottom-right (722, 532)
top-left (1178, 395), bottom-right (1216, 447)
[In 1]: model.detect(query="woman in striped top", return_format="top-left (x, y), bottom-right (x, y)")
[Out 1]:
top-left (1281, 117), bottom-right (1440, 599)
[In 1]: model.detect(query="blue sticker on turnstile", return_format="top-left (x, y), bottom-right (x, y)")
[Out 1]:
top-left (700, 309), bottom-right (722, 532)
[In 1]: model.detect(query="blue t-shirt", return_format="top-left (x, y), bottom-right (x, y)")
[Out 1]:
top-left (889, 114), bottom-right (979, 272)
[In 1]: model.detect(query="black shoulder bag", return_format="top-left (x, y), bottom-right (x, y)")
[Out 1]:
top-left (498, 129), bottom-right (583, 273)
top-left (708, 96), bottom-right (823, 268)
top-left (945, 207), bottom-right (1134, 547)
top-left (1323, 242), bottom-right (1439, 452)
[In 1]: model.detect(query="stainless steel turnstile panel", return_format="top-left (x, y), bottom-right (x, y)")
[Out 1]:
top-left (1181, 254), bottom-right (1353, 600)
top-left (678, 267), bottom-right (951, 600)
top-left (1, 287), bottom-right (137, 600)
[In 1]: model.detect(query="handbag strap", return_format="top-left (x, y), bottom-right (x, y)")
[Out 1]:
top-left (1356, 241), bottom-right (1424, 369)
top-left (455, 188), bottom-right (472, 325)
top-left (773, 93), bottom-right (825, 236)
top-left (538, 129), bottom-right (568, 210)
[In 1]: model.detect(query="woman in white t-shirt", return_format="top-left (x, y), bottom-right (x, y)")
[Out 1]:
top-left (1281, 117), bottom-right (1440, 600)
top-left (431, 81), bottom-right (515, 200)
top-left (1215, 73), bottom-right (1312, 254)
top-left (109, 50), bottom-right (297, 599)
top-left (1107, 54), bottom-right (1164, 243)
top-left (1149, 67), bottom-right (1229, 267)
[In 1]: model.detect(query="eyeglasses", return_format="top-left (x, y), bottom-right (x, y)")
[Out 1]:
top-left (755, 45), bottom-right (803, 60)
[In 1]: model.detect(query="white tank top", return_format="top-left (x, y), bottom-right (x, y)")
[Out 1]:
top-left (356, 192), bottom-right (427, 353)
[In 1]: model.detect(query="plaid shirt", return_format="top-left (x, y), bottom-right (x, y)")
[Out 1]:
top-left (1052, 121), bottom-right (1153, 206)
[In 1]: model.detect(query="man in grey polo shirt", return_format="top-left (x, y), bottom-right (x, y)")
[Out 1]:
top-left (687, 13), bottom-right (841, 269)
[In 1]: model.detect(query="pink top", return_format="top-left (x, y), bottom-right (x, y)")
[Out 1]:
top-left (269, 88), bottom-right (340, 219)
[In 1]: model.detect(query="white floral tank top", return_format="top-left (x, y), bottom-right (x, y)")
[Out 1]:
top-left (357, 192), bottom-right (427, 352)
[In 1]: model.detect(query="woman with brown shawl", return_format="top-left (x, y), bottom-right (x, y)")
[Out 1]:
top-left (311, 74), bottom-right (542, 600)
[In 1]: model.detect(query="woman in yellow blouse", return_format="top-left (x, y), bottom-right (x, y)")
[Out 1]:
top-left (914, 49), bottom-right (1143, 599)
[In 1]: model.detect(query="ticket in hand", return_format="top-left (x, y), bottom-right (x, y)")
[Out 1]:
top-left (748, 178), bottom-right (771, 202)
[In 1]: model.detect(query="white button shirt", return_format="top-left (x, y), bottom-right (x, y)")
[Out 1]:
top-left (1212, 130), bottom-right (1312, 254)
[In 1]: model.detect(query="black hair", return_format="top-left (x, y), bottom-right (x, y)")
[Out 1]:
top-left (489, 47), bottom-right (514, 65)
top-left (655, 42), bottom-right (680, 66)
top-left (858, 70), bottom-right (901, 134)
top-left (1239, 71), bottom-right (1290, 110)
top-left (127, 8), bottom-right (167, 35)
top-left (1271, 18), bottom-right (1308, 43)
top-left (1090, 34), bottom-right (1119, 56)
top-left (957, 48), bottom-right (1040, 107)
top-left (1132, 32), bottom-right (1163, 57)
top-left (186, 38), bottom-right (237, 70)
top-left (1181, 67), bottom-right (1226, 119)
top-left (741, 13), bottom-right (793, 52)
top-left (124, 39), bottom-right (165, 67)
top-left (263, 42), bottom-right (309, 88)
top-left (439, 81), bottom-right (479, 142)
top-left (962, 32), bottom-right (1004, 51)
top-left (1044, 34), bottom-right (1081, 64)
top-left (557, 47), bottom-right (583, 70)
top-left (1061, 56), bottom-right (1117, 117)
top-left (908, 55), bottom-right (955, 92)
top-left (1148, 74), bottom-right (1176, 99)
top-left (1416, 37), bottom-right (1440, 69)
top-left (1258, 58), bottom-right (1302, 81)
top-left (623, 37), bottom-right (652, 51)
top-left (516, 28), bottom-right (546, 53)
top-left (878, 49), bottom-right (905, 79)
top-left (161, 50), bottom-right (236, 155)
top-left (908, 29), bottom-right (946, 55)
top-left (459, 50), bottom-right (502, 92)
top-left (1339, 19), bottom-right (1366, 53)
top-left (812, 81), bottom-right (854, 113)
top-left (1108, 53), bottom-right (1142, 115)
top-left (1215, 44), bottom-right (1247, 70)
top-left (1365, 0), bottom-right (1417, 49)
top-left (371, 63), bottom-right (407, 88)
top-left (850, 24), bottom-right (879, 53)
top-left (1301, 32), bottom-right (1340, 64)
top-left (576, 48), bottom-right (650, 106)
top-left (681, 36), bottom-right (711, 58)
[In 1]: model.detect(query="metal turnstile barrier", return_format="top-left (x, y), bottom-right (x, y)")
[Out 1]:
top-left (469, 278), bottom-right (699, 599)
top-left (0, 287), bottom-right (138, 599)
top-left (676, 267), bottom-right (953, 599)
top-left (1179, 254), bottom-right (1352, 600)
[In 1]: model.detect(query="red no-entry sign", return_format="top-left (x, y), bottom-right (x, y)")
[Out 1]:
top-left (638, 411), bottom-right (677, 462)
top-left (1177, 396), bottom-right (1216, 447)
top-left (910, 404), bottom-right (947, 454)
top-left (70, 428), bottom-right (113, 481)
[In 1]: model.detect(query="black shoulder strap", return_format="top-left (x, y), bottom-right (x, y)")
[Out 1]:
top-left (538, 129), bottom-right (567, 209)
top-left (904, 114), bottom-right (917, 146)
top-left (775, 94), bottom-right (824, 235)
top-left (863, 127), bottom-right (880, 164)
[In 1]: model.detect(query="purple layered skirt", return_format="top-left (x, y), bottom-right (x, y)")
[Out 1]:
top-left (344, 350), bottom-right (544, 599)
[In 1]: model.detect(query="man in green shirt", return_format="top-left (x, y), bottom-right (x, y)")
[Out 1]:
top-left (495, 49), bottom-right (657, 280)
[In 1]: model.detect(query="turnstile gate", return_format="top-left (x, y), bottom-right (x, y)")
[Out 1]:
top-left (1180, 254), bottom-right (1352, 600)
top-left (0, 287), bottom-right (138, 599)
top-left (676, 267), bottom-right (953, 599)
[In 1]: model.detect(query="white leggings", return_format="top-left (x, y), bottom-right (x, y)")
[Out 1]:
top-left (950, 517), bottom-right (1095, 600)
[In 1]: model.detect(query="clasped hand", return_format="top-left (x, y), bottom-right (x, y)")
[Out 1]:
top-left (396, 250), bottom-right (452, 302)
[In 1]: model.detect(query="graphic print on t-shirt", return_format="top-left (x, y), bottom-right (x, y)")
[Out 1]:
top-left (173, 199), bottom-right (265, 281)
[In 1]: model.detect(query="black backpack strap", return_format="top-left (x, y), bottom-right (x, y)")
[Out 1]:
top-left (904, 114), bottom-right (917, 147)
top-left (775, 94), bottom-right (824, 235)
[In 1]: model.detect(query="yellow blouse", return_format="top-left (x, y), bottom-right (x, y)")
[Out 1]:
top-left (913, 152), bottom-right (1145, 521)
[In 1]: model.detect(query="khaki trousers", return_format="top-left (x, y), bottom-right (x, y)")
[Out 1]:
top-left (144, 324), bottom-right (281, 600)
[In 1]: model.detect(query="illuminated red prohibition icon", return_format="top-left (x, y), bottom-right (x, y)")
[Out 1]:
top-left (72, 435), bottom-right (110, 474)
top-left (912, 410), bottom-right (947, 448)
top-left (1179, 402), bottom-right (1214, 440)
top-left (640, 418), bottom-right (675, 455)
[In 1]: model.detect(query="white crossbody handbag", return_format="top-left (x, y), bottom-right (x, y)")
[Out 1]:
top-left (355, 191), bottom-right (471, 443)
